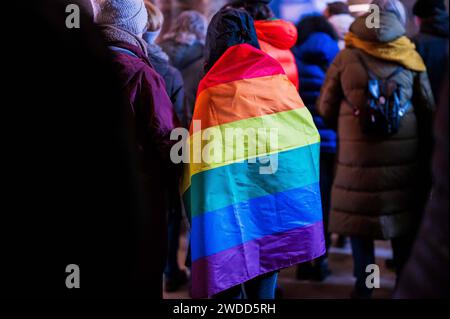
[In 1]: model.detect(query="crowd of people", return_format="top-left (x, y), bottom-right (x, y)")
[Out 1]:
top-left (91, 0), bottom-right (448, 299)
top-left (5, 0), bottom-right (447, 298)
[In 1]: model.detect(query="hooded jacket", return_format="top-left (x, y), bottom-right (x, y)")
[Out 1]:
top-left (293, 32), bottom-right (340, 153)
top-left (317, 12), bottom-right (435, 239)
top-left (254, 19), bottom-right (299, 89)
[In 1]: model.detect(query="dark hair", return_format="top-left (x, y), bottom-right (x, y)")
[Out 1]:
top-left (205, 8), bottom-right (260, 72)
top-left (296, 15), bottom-right (339, 46)
top-left (226, 0), bottom-right (274, 20)
top-left (327, 1), bottom-right (350, 16)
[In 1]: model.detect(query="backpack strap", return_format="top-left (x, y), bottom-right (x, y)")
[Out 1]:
top-left (108, 46), bottom-right (139, 58)
top-left (355, 52), bottom-right (377, 80)
top-left (399, 100), bottom-right (412, 117)
top-left (356, 51), bottom-right (403, 81)
top-left (386, 65), bottom-right (404, 81)
top-left (346, 50), bottom-right (409, 117)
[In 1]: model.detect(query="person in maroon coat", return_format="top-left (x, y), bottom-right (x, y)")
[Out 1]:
top-left (93, 0), bottom-right (180, 298)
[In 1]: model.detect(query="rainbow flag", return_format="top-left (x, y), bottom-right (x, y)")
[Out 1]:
top-left (182, 44), bottom-right (325, 298)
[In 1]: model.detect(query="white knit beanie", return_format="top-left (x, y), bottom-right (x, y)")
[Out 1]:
top-left (94, 0), bottom-right (148, 36)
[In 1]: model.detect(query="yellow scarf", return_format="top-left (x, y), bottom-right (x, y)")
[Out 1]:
top-left (345, 32), bottom-right (426, 72)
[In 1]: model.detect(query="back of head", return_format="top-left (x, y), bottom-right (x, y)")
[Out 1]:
top-left (413, 0), bottom-right (447, 19)
top-left (371, 0), bottom-right (407, 26)
top-left (204, 7), bottom-right (260, 72)
top-left (296, 14), bottom-right (339, 46)
top-left (164, 10), bottom-right (208, 45)
top-left (227, 0), bottom-right (274, 20)
top-left (144, 0), bottom-right (164, 33)
top-left (327, 1), bottom-right (350, 16)
top-left (93, 0), bottom-right (148, 36)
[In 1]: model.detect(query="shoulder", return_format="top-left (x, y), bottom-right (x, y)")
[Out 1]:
top-left (335, 48), bottom-right (361, 64)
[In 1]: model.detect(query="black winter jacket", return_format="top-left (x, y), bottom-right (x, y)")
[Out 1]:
top-left (413, 9), bottom-right (449, 104)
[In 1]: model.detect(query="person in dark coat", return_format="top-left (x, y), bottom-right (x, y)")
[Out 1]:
top-left (413, 0), bottom-right (449, 105)
top-left (159, 10), bottom-right (208, 127)
top-left (292, 15), bottom-right (340, 282)
top-left (93, 0), bottom-right (180, 298)
top-left (143, 1), bottom-right (188, 293)
top-left (2, 0), bottom-right (162, 298)
top-left (394, 68), bottom-right (449, 299)
top-left (317, 1), bottom-right (435, 298)
top-left (144, 1), bottom-right (186, 128)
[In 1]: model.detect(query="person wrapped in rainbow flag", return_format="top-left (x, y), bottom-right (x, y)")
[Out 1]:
top-left (181, 7), bottom-right (325, 299)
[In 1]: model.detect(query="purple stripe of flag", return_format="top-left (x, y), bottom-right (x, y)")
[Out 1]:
top-left (190, 221), bottom-right (326, 298)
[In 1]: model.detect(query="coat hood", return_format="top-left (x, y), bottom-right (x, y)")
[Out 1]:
top-left (350, 11), bottom-right (405, 43)
top-left (205, 8), bottom-right (260, 72)
top-left (254, 19), bottom-right (298, 49)
top-left (293, 32), bottom-right (339, 67)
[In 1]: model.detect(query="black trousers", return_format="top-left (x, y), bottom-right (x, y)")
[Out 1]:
top-left (351, 235), bottom-right (414, 296)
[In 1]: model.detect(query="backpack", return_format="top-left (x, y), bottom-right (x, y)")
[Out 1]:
top-left (351, 53), bottom-right (412, 136)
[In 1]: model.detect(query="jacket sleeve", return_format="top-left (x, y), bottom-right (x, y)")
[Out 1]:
top-left (140, 69), bottom-right (181, 162)
top-left (317, 53), bottom-right (344, 130)
top-left (413, 71), bottom-right (436, 115)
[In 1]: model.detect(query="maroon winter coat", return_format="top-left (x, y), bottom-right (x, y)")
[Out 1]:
top-left (107, 41), bottom-right (180, 296)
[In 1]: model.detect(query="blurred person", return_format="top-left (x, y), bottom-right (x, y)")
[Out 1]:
top-left (183, 7), bottom-right (324, 299)
top-left (395, 67), bottom-right (449, 299)
top-left (413, 0), bottom-right (449, 105)
top-left (159, 10), bottom-right (208, 127)
top-left (318, 0), bottom-right (435, 299)
top-left (325, 2), bottom-right (355, 49)
top-left (292, 15), bottom-right (340, 282)
top-left (143, 1), bottom-right (189, 293)
top-left (227, 0), bottom-right (299, 89)
top-left (347, 0), bottom-right (372, 17)
top-left (93, 0), bottom-right (180, 298)
top-left (2, 0), bottom-right (162, 298)
top-left (144, 1), bottom-right (186, 127)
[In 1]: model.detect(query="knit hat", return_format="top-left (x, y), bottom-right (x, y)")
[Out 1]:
top-left (94, 0), bottom-right (148, 36)
top-left (413, 0), bottom-right (447, 18)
